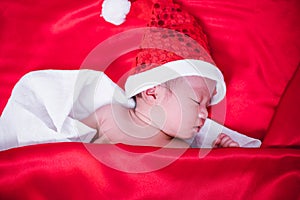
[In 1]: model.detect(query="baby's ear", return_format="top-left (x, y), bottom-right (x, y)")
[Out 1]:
top-left (141, 87), bottom-right (158, 104)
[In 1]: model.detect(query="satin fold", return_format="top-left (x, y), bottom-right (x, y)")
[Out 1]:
top-left (0, 0), bottom-right (299, 199)
top-left (0, 143), bottom-right (299, 199)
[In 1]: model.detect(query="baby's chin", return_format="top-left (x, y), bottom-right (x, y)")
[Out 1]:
top-left (173, 129), bottom-right (197, 140)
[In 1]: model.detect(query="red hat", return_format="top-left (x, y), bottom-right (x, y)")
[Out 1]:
top-left (102, 0), bottom-right (226, 105)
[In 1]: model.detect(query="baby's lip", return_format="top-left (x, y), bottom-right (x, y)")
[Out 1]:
top-left (193, 126), bottom-right (201, 133)
top-left (192, 119), bottom-right (204, 133)
top-left (196, 119), bottom-right (204, 128)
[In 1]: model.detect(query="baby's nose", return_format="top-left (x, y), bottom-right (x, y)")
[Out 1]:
top-left (198, 106), bottom-right (208, 119)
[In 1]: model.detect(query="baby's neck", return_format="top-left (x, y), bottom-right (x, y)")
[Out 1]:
top-left (128, 107), bottom-right (154, 127)
top-left (126, 107), bottom-right (172, 143)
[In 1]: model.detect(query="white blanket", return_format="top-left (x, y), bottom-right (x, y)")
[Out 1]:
top-left (0, 70), bottom-right (261, 151)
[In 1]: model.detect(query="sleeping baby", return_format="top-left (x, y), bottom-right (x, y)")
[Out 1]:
top-left (82, 75), bottom-right (239, 148)
top-left (0, 0), bottom-right (262, 150)
top-left (80, 0), bottom-right (241, 148)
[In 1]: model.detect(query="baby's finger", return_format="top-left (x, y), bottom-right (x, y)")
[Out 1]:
top-left (222, 136), bottom-right (239, 147)
top-left (212, 137), bottom-right (221, 148)
top-left (218, 133), bottom-right (227, 139)
top-left (213, 133), bottom-right (229, 148)
top-left (226, 139), bottom-right (236, 147)
top-left (220, 135), bottom-right (232, 147)
top-left (229, 142), bottom-right (239, 147)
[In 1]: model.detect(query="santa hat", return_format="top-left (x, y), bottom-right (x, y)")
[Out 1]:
top-left (102, 0), bottom-right (226, 105)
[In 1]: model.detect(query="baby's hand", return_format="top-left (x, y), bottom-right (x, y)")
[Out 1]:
top-left (213, 133), bottom-right (240, 148)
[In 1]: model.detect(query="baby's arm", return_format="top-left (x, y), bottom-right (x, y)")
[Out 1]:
top-left (80, 106), bottom-right (108, 140)
top-left (213, 133), bottom-right (239, 148)
top-left (81, 112), bottom-right (98, 130)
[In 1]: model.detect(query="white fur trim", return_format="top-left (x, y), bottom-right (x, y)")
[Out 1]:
top-left (101, 0), bottom-right (131, 25)
top-left (125, 59), bottom-right (226, 105)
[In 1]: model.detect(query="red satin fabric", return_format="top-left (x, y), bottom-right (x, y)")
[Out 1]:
top-left (263, 64), bottom-right (300, 147)
top-left (0, 143), bottom-right (299, 199)
top-left (1, 0), bottom-right (299, 140)
top-left (0, 0), bottom-right (300, 199)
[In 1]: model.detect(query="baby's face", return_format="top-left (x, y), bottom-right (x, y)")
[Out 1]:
top-left (158, 76), bottom-right (216, 139)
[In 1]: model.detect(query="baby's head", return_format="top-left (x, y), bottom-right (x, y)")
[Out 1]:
top-left (130, 75), bottom-right (218, 139)
top-left (121, 0), bottom-right (226, 139)
top-left (124, 56), bottom-right (226, 140)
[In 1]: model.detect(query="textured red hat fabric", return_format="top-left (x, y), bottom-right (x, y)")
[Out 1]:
top-left (124, 0), bottom-right (226, 105)
top-left (134, 0), bottom-right (214, 73)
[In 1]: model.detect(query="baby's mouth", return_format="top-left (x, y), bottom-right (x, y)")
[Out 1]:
top-left (193, 126), bottom-right (201, 133)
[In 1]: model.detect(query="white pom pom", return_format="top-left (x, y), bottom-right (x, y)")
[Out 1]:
top-left (101, 0), bottom-right (131, 25)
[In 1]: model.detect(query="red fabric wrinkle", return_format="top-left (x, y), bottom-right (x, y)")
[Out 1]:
top-left (0, 0), bottom-right (299, 198)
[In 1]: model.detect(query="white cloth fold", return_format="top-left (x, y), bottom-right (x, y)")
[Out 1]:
top-left (0, 70), bottom-right (133, 151)
top-left (0, 70), bottom-right (261, 151)
top-left (186, 118), bottom-right (261, 148)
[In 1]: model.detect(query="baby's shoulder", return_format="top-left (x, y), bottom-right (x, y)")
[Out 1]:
top-left (95, 103), bottom-right (129, 121)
